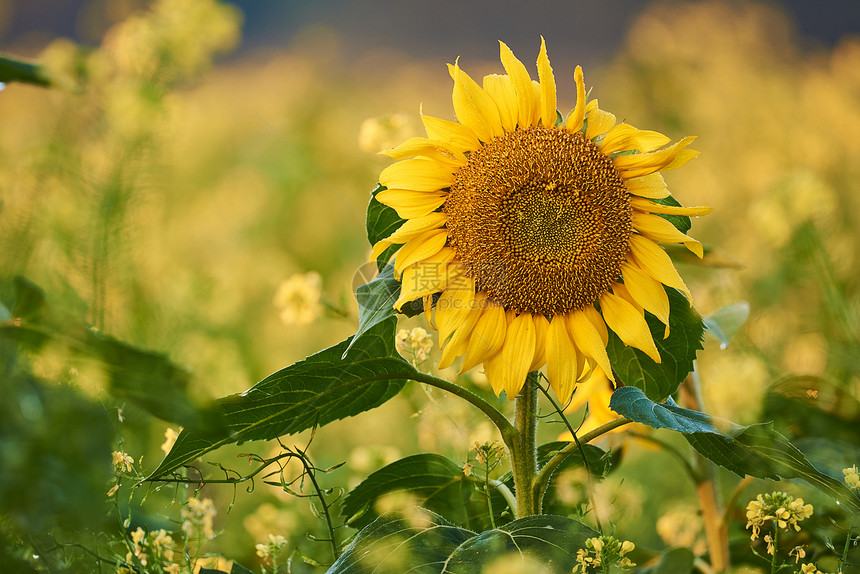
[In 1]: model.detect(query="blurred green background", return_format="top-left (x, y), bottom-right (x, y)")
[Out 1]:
top-left (1, 0), bottom-right (859, 572)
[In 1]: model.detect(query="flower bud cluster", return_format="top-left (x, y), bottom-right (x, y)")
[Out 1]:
top-left (745, 491), bottom-right (813, 541)
top-left (573, 535), bottom-right (636, 573)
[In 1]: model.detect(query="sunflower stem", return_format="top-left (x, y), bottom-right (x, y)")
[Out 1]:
top-left (511, 372), bottom-right (540, 518)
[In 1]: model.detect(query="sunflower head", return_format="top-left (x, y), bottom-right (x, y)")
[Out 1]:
top-left (372, 39), bottom-right (710, 403)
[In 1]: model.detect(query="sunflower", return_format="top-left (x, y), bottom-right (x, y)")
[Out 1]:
top-left (371, 39), bottom-right (710, 403)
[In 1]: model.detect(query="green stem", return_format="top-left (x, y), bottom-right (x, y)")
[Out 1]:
top-left (406, 370), bottom-right (516, 444)
top-left (511, 372), bottom-right (540, 517)
top-left (0, 53), bottom-right (51, 87)
top-left (770, 526), bottom-right (778, 574)
top-left (535, 417), bottom-right (632, 502)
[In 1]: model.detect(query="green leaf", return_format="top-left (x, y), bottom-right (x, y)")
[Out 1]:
top-left (606, 287), bottom-right (704, 401)
top-left (0, 323), bottom-right (222, 432)
top-left (609, 387), bottom-right (741, 435)
top-left (537, 441), bottom-right (613, 477)
top-left (611, 387), bottom-right (860, 513)
top-left (327, 511), bottom-right (599, 574)
top-left (343, 263), bottom-right (399, 358)
top-left (150, 318), bottom-right (415, 478)
top-left (652, 195), bottom-right (692, 233)
top-left (366, 184), bottom-right (405, 270)
top-left (686, 423), bottom-right (860, 514)
top-left (342, 453), bottom-right (483, 531)
top-left (703, 302), bottom-right (750, 349)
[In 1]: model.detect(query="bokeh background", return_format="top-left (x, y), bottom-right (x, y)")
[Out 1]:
top-left (2, 0), bottom-right (860, 572)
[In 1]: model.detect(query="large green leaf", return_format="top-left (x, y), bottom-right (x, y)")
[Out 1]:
top-left (327, 511), bottom-right (599, 574)
top-left (343, 263), bottom-right (399, 358)
top-left (150, 318), bottom-right (415, 478)
top-left (606, 287), bottom-right (704, 401)
top-left (611, 387), bottom-right (860, 514)
top-left (609, 387), bottom-right (740, 435)
top-left (686, 423), bottom-right (860, 513)
top-left (366, 184), bottom-right (405, 270)
top-left (342, 454), bottom-right (486, 531)
top-left (0, 278), bottom-right (221, 432)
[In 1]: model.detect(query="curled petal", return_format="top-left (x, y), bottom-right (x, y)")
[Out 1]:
top-left (379, 158), bottom-right (454, 191)
top-left (565, 66), bottom-right (587, 133)
top-left (421, 113), bottom-right (480, 152)
top-left (567, 309), bottom-right (614, 384)
top-left (537, 37), bottom-right (557, 128)
top-left (632, 212), bottom-right (704, 258)
top-left (627, 234), bottom-right (693, 302)
top-left (448, 61), bottom-right (504, 143)
top-left (375, 188), bottom-right (448, 220)
top-left (483, 74), bottom-right (518, 133)
top-left (369, 212), bottom-right (447, 262)
top-left (460, 302), bottom-right (507, 373)
top-left (599, 290), bottom-right (661, 363)
top-left (546, 316), bottom-right (581, 404)
top-left (393, 228), bottom-right (448, 278)
top-left (630, 197), bottom-right (713, 217)
top-left (624, 173), bottom-right (671, 199)
top-left (499, 41), bottom-right (537, 127)
top-left (381, 137), bottom-right (467, 165)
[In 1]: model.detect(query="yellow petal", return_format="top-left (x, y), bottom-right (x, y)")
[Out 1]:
top-left (421, 113), bottom-right (480, 152)
top-left (627, 234), bottom-right (693, 302)
top-left (537, 37), bottom-right (557, 128)
top-left (632, 212), bottom-right (704, 258)
top-left (448, 61), bottom-right (503, 143)
top-left (375, 188), bottom-right (448, 219)
top-left (621, 262), bottom-right (670, 328)
top-left (530, 313), bottom-right (549, 371)
top-left (499, 41), bottom-right (537, 128)
top-left (435, 277), bottom-right (476, 342)
top-left (369, 211), bottom-right (447, 262)
top-left (581, 304), bottom-right (609, 344)
top-left (394, 248), bottom-right (456, 310)
top-left (381, 137), bottom-right (467, 166)
top-left (438, 293), bottom-right (488, 369)
top-left (663, 148), bottom-right (702, 171)
top-left (460, 302), bottom-right (507, 372)
top-left (379, 158), bottom-right (454, 191)
top-left (484, 313), bottom-right (536, 399)
top-left (630, 197), bottom-right (713, 217)
top-left (613, 136), bottom-right (697, 178)
top-left (545, 316), bottom-right (581, 404)
top-left (585, 106), bottom-right (616, 140)
top-left (393, 228), bottom-right (449, 278)
top-left (566, 309), bottom-right (614, 384)
top-left (482, 74), bottom-right (518, 133)
top-left (624, 173), bottom-right (670, 199)
top-left (599, 290), bottom-right (661, 363)
top-left (599, 124), bottom-right (671, 155)
top-left (565, 66), bottom-right (586, 133)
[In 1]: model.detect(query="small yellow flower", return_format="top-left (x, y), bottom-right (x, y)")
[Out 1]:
top-left (799, 563), bottom-right (821, 574)
top-left (273, 271), bottom-right (323, 326)
top-left (573, 536), bottom-right (636, 572)
top-left (107, 484), bottom-right (120, 497)
top-left (745, 492), bottom-right (813, 542)
top-left (789, 546), bottom-right (807, 563)
top-left (462, 462), bottom-right (473, 477)
top-left (395, 327), bottom-right (434, 363)
top-left (112, 451), bottom-right (135, 473)
top-left (182, 497), bottom-right (217, 539)
top-left (764, 533), bottom-right (775, 556)
top-left (843, 465), bottom-right (860, 490)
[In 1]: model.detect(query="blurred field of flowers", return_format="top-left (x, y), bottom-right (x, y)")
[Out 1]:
top-left (2, 0), bottom-right (859, 571)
